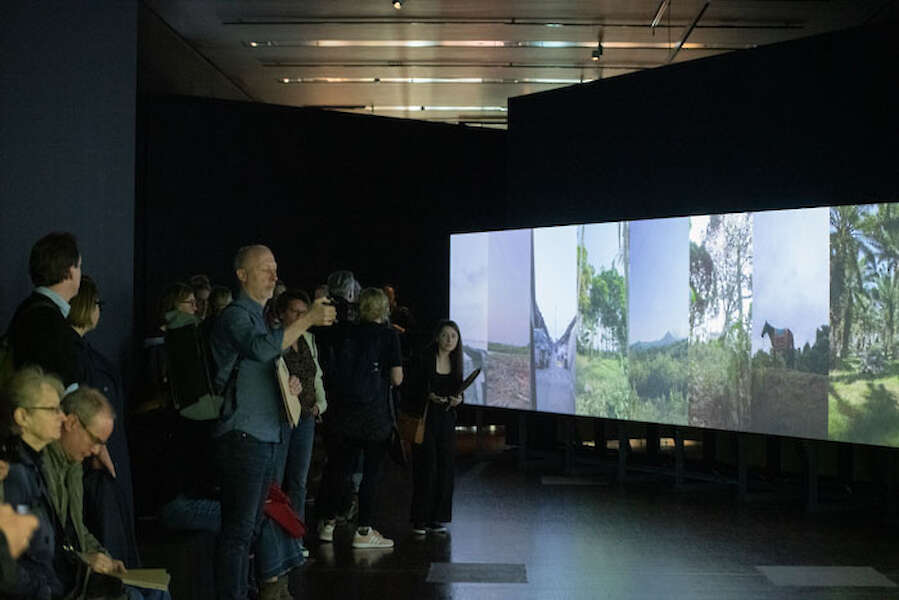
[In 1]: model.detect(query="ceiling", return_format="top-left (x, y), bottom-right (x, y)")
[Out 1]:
top-left (143, 0), bottom-right (891, 128)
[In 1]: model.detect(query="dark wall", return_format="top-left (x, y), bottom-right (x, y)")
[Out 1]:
top-left (0, 1), bottom-right (137, 369)
top-left (137, 97), bottom-right (506, 336)
top-left (508, 22), bottom-right (898, 227)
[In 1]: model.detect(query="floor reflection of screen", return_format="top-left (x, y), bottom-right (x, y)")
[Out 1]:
top-left (448, 201), bottom-right (899, 448)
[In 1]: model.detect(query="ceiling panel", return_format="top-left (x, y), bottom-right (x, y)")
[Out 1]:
top-left (144, 0), bottom-right (886, 127)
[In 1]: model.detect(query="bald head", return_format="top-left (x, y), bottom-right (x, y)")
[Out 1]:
top-left (234, 245), bottom-right (272, 272)
top-left (234, 245), bottom-right (278, 305)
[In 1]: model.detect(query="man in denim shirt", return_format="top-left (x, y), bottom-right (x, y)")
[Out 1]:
top-left (210, 245), bottom-right (335, 600)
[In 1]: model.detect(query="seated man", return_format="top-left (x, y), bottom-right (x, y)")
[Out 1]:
top-left (44, 386), bottom-right (169, 599)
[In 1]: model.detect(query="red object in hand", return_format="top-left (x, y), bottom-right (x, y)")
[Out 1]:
top-left (263, 483), bottom-right (306, 538)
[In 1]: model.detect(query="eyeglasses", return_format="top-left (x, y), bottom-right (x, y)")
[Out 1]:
top-left (179, 298), bottom-right (198, 306)
top-left (25, 405), bottom-right (63, 415)
top-left (76, 415), bottom-right (106, 448)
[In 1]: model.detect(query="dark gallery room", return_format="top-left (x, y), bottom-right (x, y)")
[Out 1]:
top-left (1, 1), bottom-right (899, 599)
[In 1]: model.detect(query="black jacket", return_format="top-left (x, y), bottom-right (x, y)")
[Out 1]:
top-left (8, 292), bottom-right (82, 387)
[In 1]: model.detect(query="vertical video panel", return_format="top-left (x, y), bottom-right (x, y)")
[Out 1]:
top-left (575, 222), bottom-right (629, 418)
top-left (450, 232), bottom-right (488, 405)
top-left (750, 208), bottom-right (829, 438)
top-left (688, 214), bottom-right (753, 430)
top-left (532, 225), bottom-right (578, 415)
top-left (628, 217), bottom-right (689, 425)
top-left (486, 229), bottom-right (532, 410)
top-left (829, 204), bottom-right (899, 446)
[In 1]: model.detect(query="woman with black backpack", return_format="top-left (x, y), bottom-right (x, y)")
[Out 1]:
top-left (316, 287), bottom-right (402, 549)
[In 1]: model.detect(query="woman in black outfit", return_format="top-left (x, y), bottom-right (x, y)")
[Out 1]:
top-left (409, 320), bottom-right (463, 535)
top-left (68, 275), bottom-right (140, 568)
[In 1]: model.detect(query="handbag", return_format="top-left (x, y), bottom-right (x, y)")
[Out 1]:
top-left (397, 401), bottom-right (428, 445)
top-left (263, 483), bottom-right (306, 538)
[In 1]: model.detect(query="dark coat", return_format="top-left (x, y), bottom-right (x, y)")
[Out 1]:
top-left (3, 441), bottom-right (65, 600)
top-left (71, 335), bottom-right (140, 567)
top-left (7, 292), bottom-right (83, 387)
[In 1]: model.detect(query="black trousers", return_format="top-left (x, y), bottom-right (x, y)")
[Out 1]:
top-left (320, 433), bottom-right (388, 527)
top-left (411, 404), bottom-right (456, 524)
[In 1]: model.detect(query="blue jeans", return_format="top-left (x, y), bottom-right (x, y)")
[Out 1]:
top-left (214, 430), bottom-right (277, 600)
top-left (283, 415), bottom-right (315, 523)
top-left (159, 494), bottom-right (221, 533)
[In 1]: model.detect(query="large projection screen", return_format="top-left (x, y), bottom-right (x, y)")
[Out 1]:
top-left (450, 203), bottom-right (899, 448)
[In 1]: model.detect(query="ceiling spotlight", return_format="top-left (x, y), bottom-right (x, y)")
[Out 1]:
top-left (393, 0), bottom-right (403, 9)
top-left (591, 46), bottom-right (603, 61)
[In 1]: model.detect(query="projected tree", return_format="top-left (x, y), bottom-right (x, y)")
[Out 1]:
top-left (830, 203), bottom-right (899, 446)
top-left (688, 214), bottom-right (753, 429)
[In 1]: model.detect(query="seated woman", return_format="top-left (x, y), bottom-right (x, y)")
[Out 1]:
top-left (2, 367), bottom-right (69, 599)
top-left (68, 275), bottom-right (140, 567)
top-left (408, 321), bottom-right (464, 535)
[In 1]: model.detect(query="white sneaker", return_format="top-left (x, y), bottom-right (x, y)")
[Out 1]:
top-left (352, 527), bottom-right (394, 549)
top-left (318, 520), bottom-right (335, 542)
top-left (427, 522), bottom-right (447, 534)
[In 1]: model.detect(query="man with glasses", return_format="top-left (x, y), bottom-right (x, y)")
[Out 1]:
top-left (41, 386), bottom-right (125, 578)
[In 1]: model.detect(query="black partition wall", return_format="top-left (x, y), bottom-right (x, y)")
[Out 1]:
top-left (0, 2), bottom-right (137, 370)
top-left (507, 21), bottom-right (897, 228)
top-left (137, 96), bottom-right (506, 338)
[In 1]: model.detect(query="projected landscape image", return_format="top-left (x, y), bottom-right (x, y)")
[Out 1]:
top-left (688, 213), bottom-right (753, 431)
top-left (829, 204), bottom-right (899, 447)
top-left (750, 208), bottom-right (829, 439)
top-left (576, 223), bottom-right (629, 418)
top-left (628, 218), bottom-right (689, 425)
top-left (486, 229), bottom-right (532, 410)
top-left (533, 226), bottom-right (578, 414)
top-left (449, 200), bottom-right (899, 448)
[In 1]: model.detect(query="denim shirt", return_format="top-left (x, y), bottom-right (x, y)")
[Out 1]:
top-left (210, 292), bottom-right (285, 442)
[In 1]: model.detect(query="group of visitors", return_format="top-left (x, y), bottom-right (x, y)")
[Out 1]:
top-left (0, 232), bottom-right (467, 600)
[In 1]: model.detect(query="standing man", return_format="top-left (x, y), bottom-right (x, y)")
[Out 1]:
top-left (211, 245), bottom-right (335, 600)
top-left (6, 232), bottom-right (83, 390)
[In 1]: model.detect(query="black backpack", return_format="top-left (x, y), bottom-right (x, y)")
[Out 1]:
top-left (330, 329), bottom-right (387, 406)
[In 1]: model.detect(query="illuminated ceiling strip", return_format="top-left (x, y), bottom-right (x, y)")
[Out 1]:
top-left (316, 105), bottom-right (508, 112)
top-left (227, 17), bottom-right (801, 30)
top-left (278, 77), bottom-right (592, 84)
top-left (262, 61), bottom-right (642, 69)
top-left (247, 40), bottom-right (755, 50)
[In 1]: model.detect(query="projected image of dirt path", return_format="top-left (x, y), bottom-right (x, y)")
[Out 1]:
top-left (486, 351), bottom-right (530, 410)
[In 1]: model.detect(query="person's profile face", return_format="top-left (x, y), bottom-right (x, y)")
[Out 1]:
top-left (195, 288), bottom-right (211, 318)
top-left (68, 256), bottom-right (83, 296)
top-left (242, 250), bottom-right (278, 301)
top-left (21, 384), bottom-right (65, 444)
top-left (177, 294), bottom-right (197, 316)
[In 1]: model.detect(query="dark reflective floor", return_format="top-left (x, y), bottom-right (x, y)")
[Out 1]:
top-left (290, 432), bottom-right (899, 599)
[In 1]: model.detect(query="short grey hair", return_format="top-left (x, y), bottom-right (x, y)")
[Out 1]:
top-left (6, 366), bottom-right (64, 409)
top-left (61, 386), bottom-right (115, 426)
top-left (233, 245), bottom-right (271, 273)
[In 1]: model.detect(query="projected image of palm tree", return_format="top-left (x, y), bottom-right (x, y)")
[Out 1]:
top-left (830, 203), bottom-right (899, 446)
top-left (688, 214), bottom-right (752, 430)
top-left (575, 222), bottom-right (629, 418)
